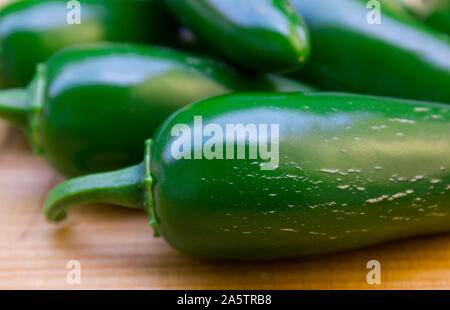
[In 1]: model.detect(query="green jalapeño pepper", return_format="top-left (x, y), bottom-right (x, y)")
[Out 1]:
top-left (0, 43), bottom-right (315, 176)
top-left (382, 0), bottom-right (450, 35)
top-left (45, 92), bottom-right (450, 260)
top-left (164, 0), bottom-right (310, 72)
top-left (0, 0), bottom-right (176, 88)
top-left (421, 3), bottom-right (450, 36)
top-left (408, 0), bottom-right (450, 36)
top-left (291, 0), bottom-right (450, 103)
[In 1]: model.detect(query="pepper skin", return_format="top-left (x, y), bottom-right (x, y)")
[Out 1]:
top-left (0, 43), bottom-right (315, 176)
top-left (426, 9), bottom-right (450, 36)
top-left (45, 92), bottom-right (450, 260)
top-left (291, 0), bottom-right (450, 103)
top-left (0, 0), bottom-right (176, 88)
top-left (425, 8), bottom-right (450, 36)
top-left (164, 0), bottom-right (310, 72)
top-left (389, 0), bottom-right (450, 35)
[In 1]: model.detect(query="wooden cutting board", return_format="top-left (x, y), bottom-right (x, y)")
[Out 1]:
top-left (0, 121), bottom-right (449, 290)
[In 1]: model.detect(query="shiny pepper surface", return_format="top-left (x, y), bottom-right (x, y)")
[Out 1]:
top-left (0, 43), bottom-right (315, 176)
top-left (0, 0), bottom-right (175, 87)
top-left (45, 92), bottom-right (450, 260)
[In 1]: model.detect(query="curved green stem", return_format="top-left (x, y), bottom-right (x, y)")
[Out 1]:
top-left (0, 88), bottom-right (29, 128)
top-left (44, 163), bottom-right (147, 222)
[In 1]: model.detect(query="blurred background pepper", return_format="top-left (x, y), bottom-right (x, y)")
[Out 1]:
top-left (0, 43), bottom-right (315, 176)
top-left (164, 0), bottom-right (311, 73)
top-left (291, 0), bottom-right (450, 103)
top-left (0, 0), bottom-right (178, 88)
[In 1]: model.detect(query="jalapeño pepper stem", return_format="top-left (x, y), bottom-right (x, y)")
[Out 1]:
top-left (44, 139), bottom-right (158, 234)
top-left (0, 88), bottom-right (28, 128)
top-left (44, 163), bottom-right (147, 222)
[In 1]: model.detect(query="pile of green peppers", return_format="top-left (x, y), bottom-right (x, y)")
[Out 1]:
top-left (0, 0), bottom-right (449, 260)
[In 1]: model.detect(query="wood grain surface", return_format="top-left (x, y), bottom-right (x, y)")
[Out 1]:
top-left (0, 122), bottom-right (449, 290)
top-left (0, 0), bottom-right (449, 290)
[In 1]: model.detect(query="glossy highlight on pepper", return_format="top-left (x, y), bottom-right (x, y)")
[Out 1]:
top-left (0, 43), bottom-right (315, 176)
top-left (44, 92), bottom-right (450, 260)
